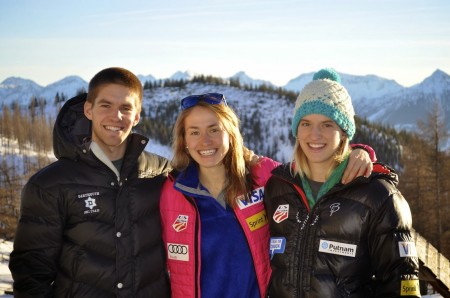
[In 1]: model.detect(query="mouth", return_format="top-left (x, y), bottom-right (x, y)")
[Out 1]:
top-left (104, 125), bottom-right (123, 132)
top-left (198, 149), bottom-right (216, 156)
top-left (308, 143), bottom-right (325, 150)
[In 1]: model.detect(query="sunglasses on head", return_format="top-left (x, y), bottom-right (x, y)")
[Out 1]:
top-left (180, 93), bottom-right (227, 110)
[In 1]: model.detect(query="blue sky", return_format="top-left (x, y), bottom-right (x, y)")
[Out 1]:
top-left (1, 0), bottom-right (449, 87)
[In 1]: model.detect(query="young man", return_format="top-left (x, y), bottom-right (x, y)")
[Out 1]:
top-left (9, 67), bottom-right (171, 297)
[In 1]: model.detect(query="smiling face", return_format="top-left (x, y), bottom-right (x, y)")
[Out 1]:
top-left (297, 113), bottom-right (345, 171)
top-left (184, 105), bottom-right (230, 171)
top-left (84, 83), bottom-right (140, 160)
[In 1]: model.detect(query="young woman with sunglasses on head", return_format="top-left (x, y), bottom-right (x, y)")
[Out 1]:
top-left (159, 92), bottom-right (376, 298)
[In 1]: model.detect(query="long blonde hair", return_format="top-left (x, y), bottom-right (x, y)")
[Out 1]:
top-left (171, 101), bottom-right (253, 207)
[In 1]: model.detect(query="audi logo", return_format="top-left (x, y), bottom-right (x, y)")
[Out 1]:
top-left (168, 244), bottom-right (188, 254)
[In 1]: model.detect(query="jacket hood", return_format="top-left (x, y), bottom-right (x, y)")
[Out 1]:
top-left (53, 93), bottom-right (91, 160)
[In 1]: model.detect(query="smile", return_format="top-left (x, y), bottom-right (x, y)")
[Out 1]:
top-left (199, 149), bottom-right (216, 156)
top-left (308, 143), bottom-right (325, 149)
top-left (105, 125), bottom-right (122, 132)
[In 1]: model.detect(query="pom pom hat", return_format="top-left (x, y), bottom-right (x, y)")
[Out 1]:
top-left (291, 68), bottom-right (356, 140)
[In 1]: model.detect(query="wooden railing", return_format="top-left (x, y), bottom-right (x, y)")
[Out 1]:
top-left (413, 229), bottom-right (450, 297)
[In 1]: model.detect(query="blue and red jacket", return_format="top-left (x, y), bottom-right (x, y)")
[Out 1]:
top-left (160, 157), bottom-right (280, 298)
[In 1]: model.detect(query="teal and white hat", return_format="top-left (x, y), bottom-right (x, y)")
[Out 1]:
top-left (291, 68), bottom-right (355, 140)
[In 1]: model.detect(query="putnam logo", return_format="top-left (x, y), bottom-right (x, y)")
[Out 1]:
top-left (400, 280), bottom-right (420, 296)
top-left (246, 210), bottom-right (268, 231)
top-left (273, 204), bottom-right (289, 223)
top-left (398, 241), bottom-right (417, 257)
top-left (238, 187), bottom-right (264, 210)
top-left (319, 240), bottom-right (357, 257)
top-left (172, 215), bottom-right (188, 232)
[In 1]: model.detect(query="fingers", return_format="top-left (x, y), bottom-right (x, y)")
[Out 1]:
top-left (341, 149), bottom-right (373, 184)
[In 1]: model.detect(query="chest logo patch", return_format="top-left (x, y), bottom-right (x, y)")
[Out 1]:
top-left (172, 214), bottom-right (189, 232)
top-left (237, 187), bottom-right (264, 209)
top-left (329, 203), bottom-right (340, 216)
top-left (78, 192), bottom-right (100, 215)
top-left (167, 243), bottom-right (189, 262)
top-left (273, 204), bottom-right (289, 223)
top-left (319, 240), bottom-right (357, 257)
top-left (246, 210), bottom-right (268, 231)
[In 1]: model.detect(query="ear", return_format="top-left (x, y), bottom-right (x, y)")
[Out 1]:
top-left (84, 101), bottom-right (93, 120)
top-left (133, 112), bottom-right (140, 127)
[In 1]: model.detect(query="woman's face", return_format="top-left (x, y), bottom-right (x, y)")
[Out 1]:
top-left (184, 106), bottom-right (230, 171)
top-left (297, 114), bottom-right (345, 170)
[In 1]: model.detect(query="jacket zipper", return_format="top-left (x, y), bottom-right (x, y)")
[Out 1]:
top-left (275, 175), bottom-right (310, 298)
top-left (184, 195), bottom-right (201, 298)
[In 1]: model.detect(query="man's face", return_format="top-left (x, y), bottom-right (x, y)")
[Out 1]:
top-left (84, 84), bottom-right (140, 160)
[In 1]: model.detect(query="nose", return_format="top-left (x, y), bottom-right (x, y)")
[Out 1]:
top-left (110, 108), bottom-right (123, 120)
top-left (310, 125), bottom-right (322, 139)
top-left (201, 133), bottom-right (212, 145)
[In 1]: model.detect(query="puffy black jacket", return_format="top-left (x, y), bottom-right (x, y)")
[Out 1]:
top-left (264, 163), bottom-right (420, 298)
top-left (9, 94), bottom-right (171, 297)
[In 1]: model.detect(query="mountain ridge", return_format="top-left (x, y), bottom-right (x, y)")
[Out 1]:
top-left (1, 69), bottom-right (449, 150)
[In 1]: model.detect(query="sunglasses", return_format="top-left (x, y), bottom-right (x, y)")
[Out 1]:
top-left (180, 93), bottom-right (227, 110)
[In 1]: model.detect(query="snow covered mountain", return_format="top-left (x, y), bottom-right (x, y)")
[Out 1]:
top-left (0, 76), bottom-right (88, 108)
top-left (230, 71), bottom-right (275, 88)
top-left (1, 69), bottom-right (449, 150)
top-left (354, 70), bottom-right (450, 134)
top-left (284, 71), bottom-right (404, 107)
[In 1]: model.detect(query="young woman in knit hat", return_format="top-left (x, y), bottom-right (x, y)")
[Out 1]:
top-left (159, 91), bottom-right (375, 298)
top-left (264, 68), bottom-right (421, 297)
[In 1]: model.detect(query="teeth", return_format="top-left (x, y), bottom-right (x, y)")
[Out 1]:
top-left (105, 126), bottom-right (121, 131)
top-left (199, 149), bottom-right (215, 156)
top-left (309, 143), bottom-right (325, 148)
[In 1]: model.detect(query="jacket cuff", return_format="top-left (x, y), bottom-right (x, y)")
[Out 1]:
top-left (350, 144), bottom-right (377, 162)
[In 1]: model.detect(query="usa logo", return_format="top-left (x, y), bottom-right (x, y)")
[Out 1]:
top-left (273, 204), bottom-right (289, 223)
top-left (172, 215), bottom-right (188, 232)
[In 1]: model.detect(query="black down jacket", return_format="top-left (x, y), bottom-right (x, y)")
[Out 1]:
top-left (264, 163), bottom-right (420, 298)
top-left (9, 93), bottom-right (171, 297)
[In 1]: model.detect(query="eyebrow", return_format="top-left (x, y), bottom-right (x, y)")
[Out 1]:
top-left (186, 123), bottom-right (220, 130)
top-left (96, 98), bottom-right (134, 108)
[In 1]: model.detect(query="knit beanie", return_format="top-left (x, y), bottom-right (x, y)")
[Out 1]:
top-left (291, 68), bottom-right (355, 140)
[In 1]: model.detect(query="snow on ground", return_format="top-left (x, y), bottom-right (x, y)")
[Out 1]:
top-left (0, 240), bottom-right (13, 297)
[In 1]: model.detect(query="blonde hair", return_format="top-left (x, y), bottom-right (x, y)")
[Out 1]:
top-left (291, 134), bottom-right (351, 179)
top-left (171, 101), bottom-right (253, 207)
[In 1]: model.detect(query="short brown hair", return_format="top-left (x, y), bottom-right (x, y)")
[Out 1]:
top-left (87, 67), bottom-right (143, 111)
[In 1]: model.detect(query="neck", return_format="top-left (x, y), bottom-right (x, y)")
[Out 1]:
top-left (308, 160), bottom-right (335, 182)
top-left (199, 165), bottom-right (227, 198)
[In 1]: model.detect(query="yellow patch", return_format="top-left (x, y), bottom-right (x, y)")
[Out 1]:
top-left (400, 280), bottom-right (420, 296)
top-left (246, 210), bottom-right (268, 231)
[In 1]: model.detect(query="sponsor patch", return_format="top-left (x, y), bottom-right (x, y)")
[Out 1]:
top-left (329, 203), bottom-right (340, 216)
top-left (398, 241), bottom-right (417, 257)
top-left (167, 243), bottom-right (189, 261)
top-left (273, 204), bottom-right (289, 223)
top-left (270, 237), bottom-right (286, 259)
top-left (319, 240), bottom-right (357, 257)
top-left (400, 280), bottom-right (420, 296)
top-left (172, 214), bottom-right (188, 232)
top-left (237, 187), bottom-right (264, 209)
top-left (78, 192), bottom-right (100, 215)
top-left (246, 210), bottom-right (268, 231)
